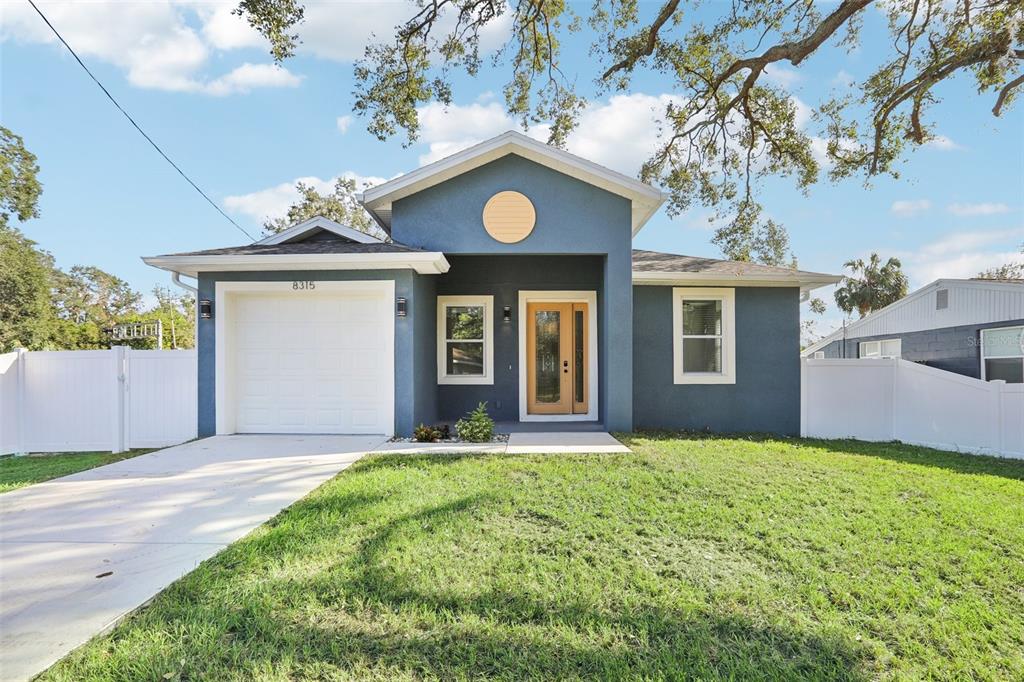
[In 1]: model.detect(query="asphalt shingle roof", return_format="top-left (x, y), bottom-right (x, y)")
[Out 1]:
top-left (632, 249), bottom-right (835, 279)
top-left (162, 240), bottom-right (425, 257)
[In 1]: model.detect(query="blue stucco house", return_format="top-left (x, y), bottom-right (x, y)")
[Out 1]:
top-left (145, 131), bottom-right (840, 438)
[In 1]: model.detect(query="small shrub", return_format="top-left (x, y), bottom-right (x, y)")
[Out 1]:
top-left (455, 402), bottom-right (494, 442)
top-left (413, 423), bottom-right (442, 442)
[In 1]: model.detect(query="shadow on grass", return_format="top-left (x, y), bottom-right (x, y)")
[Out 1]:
top-left (620, 430), bottom-right (1024, 482)
top-left (150, 493), bottom-right (874, 681)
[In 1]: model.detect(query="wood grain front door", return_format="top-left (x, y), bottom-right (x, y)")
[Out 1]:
top-left (526, 302), bottom-right (589, 415)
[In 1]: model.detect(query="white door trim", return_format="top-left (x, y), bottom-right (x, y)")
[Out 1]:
top-left (518, 290), bottom-right (599, 422)
top-left (215, 279), bottom-right (395, 436)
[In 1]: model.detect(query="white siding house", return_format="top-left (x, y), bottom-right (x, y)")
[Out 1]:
top-left (803, 279), bottom-right (1024, 382)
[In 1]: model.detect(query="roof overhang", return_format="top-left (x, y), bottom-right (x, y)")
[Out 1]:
top-left (632, 271), bottom-right (842, 293)
top-left (360, 131), bottom-right (666, 235)
top-left (142, 252), bottom-right (451, 278)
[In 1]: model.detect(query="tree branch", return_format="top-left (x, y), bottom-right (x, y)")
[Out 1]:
top-left (601, 0), bottom-right (681, 79)
top-left (711, 0), bottom-right (874, 92)
top-left (993, 73), bottom-right (1024, 116)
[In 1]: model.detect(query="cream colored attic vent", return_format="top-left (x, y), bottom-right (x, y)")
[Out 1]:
top-left (482, 191), bottom-right (536, 243)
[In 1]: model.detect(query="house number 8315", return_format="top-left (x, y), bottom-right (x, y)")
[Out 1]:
top-left (292, 281), bottom-right (316, 290)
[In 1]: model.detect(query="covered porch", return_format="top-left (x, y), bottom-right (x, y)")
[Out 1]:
top-left (406, 253), bottom-right (632, 434)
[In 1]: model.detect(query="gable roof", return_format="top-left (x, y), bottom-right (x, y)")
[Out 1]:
top-left (142, 225), bottom-right (448, 277)
top-left (360, 131), bottom-right (666, 235)
top-left (632, 249), bottom-right (841, 292)
top-left (801, 278), bottom-right (1024, 356)
top-left (256, 216), bottom-right (382, 245)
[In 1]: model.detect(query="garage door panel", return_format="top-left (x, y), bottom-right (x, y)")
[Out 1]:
top-left (229, 289), bottom-right (391, 435)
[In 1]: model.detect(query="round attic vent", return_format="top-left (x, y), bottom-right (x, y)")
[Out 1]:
top-left (482, 191), bottom-right (536, 243)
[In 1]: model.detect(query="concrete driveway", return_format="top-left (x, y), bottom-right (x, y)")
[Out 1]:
top-left (0, 434), bottom-right (385, 682)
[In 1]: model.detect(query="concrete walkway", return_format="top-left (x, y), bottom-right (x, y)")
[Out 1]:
top-left (0, 435), bottom-right (385, 682)
top-left (0, 430), bottom-right (627, 680)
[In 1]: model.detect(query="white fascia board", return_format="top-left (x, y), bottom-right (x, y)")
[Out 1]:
top-left (361, 131), bottom-right (666, 233)
top-left (632, 271), bottom-right (842, 291)
top-left (256, 216), bottom-right (382, 245)
top-left (142, 252), bottom-right (450, 277)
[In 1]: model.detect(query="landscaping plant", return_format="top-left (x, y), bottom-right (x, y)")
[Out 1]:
top-left (455, 402), bottom-right (494, 442)
top-left (413, 423), bottom-right (442, 443)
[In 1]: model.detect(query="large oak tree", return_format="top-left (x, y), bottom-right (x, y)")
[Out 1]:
top-left (236, 0), bottom-right (1023, 265)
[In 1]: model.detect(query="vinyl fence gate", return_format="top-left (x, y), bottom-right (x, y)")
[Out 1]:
top-left (0, 347), bottom-right (197, 455)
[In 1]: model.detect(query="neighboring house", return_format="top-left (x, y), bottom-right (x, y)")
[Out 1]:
top-left (803, 278), bottom-right (1024, 382)
top-left (144, 131), bottom-right (839, 438)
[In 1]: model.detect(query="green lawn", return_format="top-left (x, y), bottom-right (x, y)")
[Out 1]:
top-left (0, 449), bottom-right (153, 493)
top-left (42, 434), bottom-right (1024, 681)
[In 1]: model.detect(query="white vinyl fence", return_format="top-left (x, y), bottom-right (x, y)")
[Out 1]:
top-left (801, 358), bottom-right (1024, 459)
top-left (0, 348), bottom-right (197, 455)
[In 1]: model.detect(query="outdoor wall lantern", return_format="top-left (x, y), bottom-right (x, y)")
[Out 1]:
top-left (503, 306), bottom-right (512, 323)
top-left (396, 297), bottom-right (407, 317)
top-left (199, 299), bottom-right (213, 319)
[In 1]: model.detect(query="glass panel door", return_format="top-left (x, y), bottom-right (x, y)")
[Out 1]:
top-left (535, 310), bottom-right (562, 404)
top-left (526, 302), bottom-right (572, 414)
top-left (572, 303), bottom-right (588, 414)
top-left (526, 301), bottom-right (589, 415)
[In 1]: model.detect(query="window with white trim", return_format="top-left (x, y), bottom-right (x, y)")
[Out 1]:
top-left (859, 338), bottom-right (901, 359)
top-left (437, 295), bottom-right (493, 384)
top-left (672, 288), bottom-right (736, 384)
top-left (981, 326), bottom-right (1023, 383)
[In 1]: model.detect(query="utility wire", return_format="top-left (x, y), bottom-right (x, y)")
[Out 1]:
top-left (26, 0), bottom-right (256, 242)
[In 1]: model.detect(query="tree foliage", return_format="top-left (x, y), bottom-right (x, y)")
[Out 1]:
top-left (236, 0), bottom-right (1024, 264)
top-left (0, 227), bottom-right (54, 350)
top-left (53, 266), bottom-right (143, 328)
top-left (976, 243), bottom-right (1024, 280)
top-left (0, 126), bottom-right (42, 229)
top-left (834, 252), bottom-right (909, 317)
top-left (0, 127), bottom-right (189, 351)
top-left (262, 177), bottom-right (385, 240)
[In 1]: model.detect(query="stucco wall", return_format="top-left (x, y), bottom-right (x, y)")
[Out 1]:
top-left (391, 154), bottom-right (634, 429)
top-left (435, 255), bottom-right (604, 423)
top-left (196, 270), bottom-right (428, 438)
top-left (633, 286), bottom-right (801, 435)
top-left (815, 318), bottom-right (1024, 378)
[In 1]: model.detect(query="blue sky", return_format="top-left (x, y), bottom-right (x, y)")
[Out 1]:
top-left (2, 1), bottom-right (1021, 337)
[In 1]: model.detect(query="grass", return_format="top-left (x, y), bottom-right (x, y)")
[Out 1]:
top-left (41, 434), bottom-right (1024, 681)
top-left (0, 449), bottom-right (153, 493)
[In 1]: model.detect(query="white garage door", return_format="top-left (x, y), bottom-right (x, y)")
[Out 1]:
top-left (228, 284), bottom-right (393, 434)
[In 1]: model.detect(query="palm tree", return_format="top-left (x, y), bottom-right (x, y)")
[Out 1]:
top-left (834, 253), bottom-right (909, 318)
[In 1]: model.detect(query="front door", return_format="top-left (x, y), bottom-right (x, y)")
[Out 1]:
top-left (526, 302), bottom-right (589, 415)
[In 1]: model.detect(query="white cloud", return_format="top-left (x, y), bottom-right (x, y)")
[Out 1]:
top-left (223, 171), bottom-right (388, 224)
top-left (763, 64), bottom-right (802, 88)
top-left (196, 3), bottom-right (265, 50)
top-left (415, 101), bottom-right (547, 165)
top-left (897, 227), bottom-right (1024, 286)
top-left (203, 63), bottom-right (302, 96)
top-left (890, 199), bottom-right (931, 217)
top-left (791, 96), bottom-right (812, 130)
top-left (0, 1), bottom-right (299, 95)
top-left (925, 134), bottom-right (963, 151)
top-left (831, 69), bottom-right (855, 89)
top-left (336, 115), bottom-right (354, 134)
top-left (415, 92), bottom-right (682, 174)
top-left (946, 202), bottom-right (1011, 217)
top-left (296, 0), bottom-right (510, 62)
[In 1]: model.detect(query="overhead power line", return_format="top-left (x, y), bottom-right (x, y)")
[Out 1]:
top-left (26, 0), bottom-right (256, 242)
